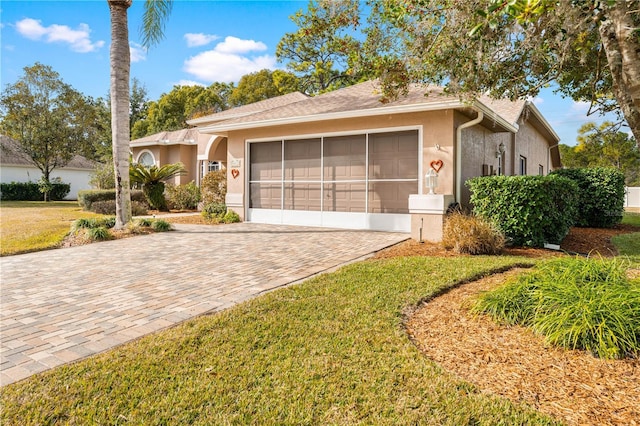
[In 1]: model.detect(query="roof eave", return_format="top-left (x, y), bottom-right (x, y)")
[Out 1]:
top-left (525, 101), bottom-right (561, 143)
top-left (130, 140), bottom-right (198, 148)
top-left (196, 100), bottom-right (497, 134)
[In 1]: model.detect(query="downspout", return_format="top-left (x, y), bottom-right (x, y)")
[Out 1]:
top-left (455, 109), bottom-right (484, 204)
top-left (547, 143), bottom-right (559, 174)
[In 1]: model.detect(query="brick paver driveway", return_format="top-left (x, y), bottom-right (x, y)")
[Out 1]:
top-left (0, 223), bottom-right (407, 385)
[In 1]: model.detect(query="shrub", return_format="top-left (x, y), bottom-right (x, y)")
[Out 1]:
top-left (222, 209), bottom-right (241, 224)
top-left (442, 212), bottom-right (505, 255)
top-left (77, 189), bottom-right (147, 211)
top-left (201, 170), bottom-right (227, 206)
top-left (0, 181), bottom-right (70, 201)
top-left (135, 218), bottom-right (153, 227)
top-left (202, 202), bottom-right (227, 221)
top-left (473, 257), bottom-right (640, 359)
top-left (89, 200), bottom-right (148, 216)
top-left (551, 167), bottom-right (625, 228)
top-left (71, 217), bottom-right (116, 232)
top-left (166, 181), bottom-right (201, 210)
top-left (467, 175), bottom-right (579, 247)
top-left (86, 226), bottom-right (111, 241)
top-left (151, 219), bottom-right (172, 232)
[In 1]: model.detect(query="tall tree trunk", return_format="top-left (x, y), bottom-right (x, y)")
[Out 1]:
top-left (599, 1), bottom-right (640, 145)
top-left (108, 0), bottom-right (132, 229)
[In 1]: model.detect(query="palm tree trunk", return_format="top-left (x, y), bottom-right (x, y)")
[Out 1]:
top-left (108, 0), bottom-right (133, 229)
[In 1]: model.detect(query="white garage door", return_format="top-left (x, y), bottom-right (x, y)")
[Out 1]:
top-left (247, 130), bottom-right (418, 232)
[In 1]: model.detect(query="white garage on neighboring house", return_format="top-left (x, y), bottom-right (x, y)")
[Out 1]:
top-left (0, 135), bottom-right (96, 200)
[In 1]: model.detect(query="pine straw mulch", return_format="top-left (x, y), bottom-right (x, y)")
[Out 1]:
top-left (405, 269), bottom-right (640, 426)
top-left (377, 224), bottom-right (640, 426)
top-left (373, 223), bottom-right (639, 260)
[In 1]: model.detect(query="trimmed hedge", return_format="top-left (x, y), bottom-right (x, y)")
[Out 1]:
top-left (467, 175), bottom-right (579, 247)
top-left (77, 189), bottom-right (147, 211)
top-left (550, 167), bottom-right (625, 228)
top-left (0, 181), bottom-right (71, 201)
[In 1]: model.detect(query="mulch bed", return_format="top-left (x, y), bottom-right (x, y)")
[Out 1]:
top-left (405, 269), bottom-right (640, 426)
top-left (373, 224), bottom-right (639, 260)
top-left (376, 225), bottom-right (639, 426)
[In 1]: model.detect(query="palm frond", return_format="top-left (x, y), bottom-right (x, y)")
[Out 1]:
top-left (140, 0), bottom-right (173, 48)
top-left (130, 162), bottom-right (186, 184)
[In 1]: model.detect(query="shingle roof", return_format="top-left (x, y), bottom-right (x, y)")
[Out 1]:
top-left (130, 128), bottom-right (204, 145)
top-left (187, 91), bottom-right (310, 126)
top-left (196, 80), bottom-right (533, 134)
top-left (0, 135), bottom-right (96, 169)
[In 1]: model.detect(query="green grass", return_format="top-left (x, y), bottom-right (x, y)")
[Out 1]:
top-left (0, 256), bottom-right (560, 425)
top-left (0, 201), bottom-right (104, 256)
top-left (473, 257), bottom-right (640, 359)
top-left (622, 212), bottom-right (640, 227)
top-left (612, 232), bottom-right (640, 261)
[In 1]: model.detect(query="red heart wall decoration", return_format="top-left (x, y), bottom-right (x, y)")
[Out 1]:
top-left (430, 160), bottom-right (443, 173)
top-left (231, 169), bottom-right (240, 179)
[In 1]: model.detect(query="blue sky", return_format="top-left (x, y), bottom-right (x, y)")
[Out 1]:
top-left (1, 0), bottom-right (623, 145)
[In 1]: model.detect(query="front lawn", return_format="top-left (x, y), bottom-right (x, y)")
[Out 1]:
top-left (0, 256), bottom-right (559, 425)
top-left (0, 201), bottom-right (104, 256)
top-left (622, 212), bottom-right (640, 227)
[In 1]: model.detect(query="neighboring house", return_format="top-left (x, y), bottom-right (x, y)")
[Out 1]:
top-left (131, 80), bottom-right (561, 239)
top-left (0, 135), bottom-right (96, 200)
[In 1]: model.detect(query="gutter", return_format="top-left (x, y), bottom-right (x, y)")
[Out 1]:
top-left (455, 108), bottom-right (484, 203)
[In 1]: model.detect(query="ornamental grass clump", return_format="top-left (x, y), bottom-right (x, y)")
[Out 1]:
top-left (473, 257), bottom-right (640, 359)
top-left (442, 212), bottom-right (505, 255)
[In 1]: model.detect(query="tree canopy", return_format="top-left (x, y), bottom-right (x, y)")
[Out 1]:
top-left (361, 0), bottom-right (640, 143)
top-left (276, 0), bottom-right (366, 94)
top-left (560, 122), bottom-right (639, 185)
top-left (228, 69), bottom-right (301, 107)
top-left (0, 63), bottom-right (103, 197)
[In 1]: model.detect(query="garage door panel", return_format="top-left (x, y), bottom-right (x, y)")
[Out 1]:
top-left (284, 139), bottom-right (321, 180)
top-left (369, 131), bottom-right (418, 180)
top-left (324, 135), bottom-right (366, 180)
top-left (250, 183), bottom-right (281, 209)
top-left (250, 141), bottom-right (282, 180)
top-left (284, 183), bottom-right (321, 211)
top-left (368, 181), bottom-right (415, 214)
top-left (324, 183), bottom-right (366, 212)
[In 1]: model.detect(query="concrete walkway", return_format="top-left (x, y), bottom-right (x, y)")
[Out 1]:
top-left (0, 223), bottom-right (407, 386)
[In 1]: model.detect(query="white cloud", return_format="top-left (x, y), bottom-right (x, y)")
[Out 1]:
top-left (15, 18), bottom-right (104, 53)
top-left (184, 33), bottom-right (219, 48)
top-left (183, 36), bottom-right (275, 83)
top-left (130, 42), bottom-right (146, 63)
top-left (214, 36), bottom-right (267, 54)
top-left (527, 95), bottom-right (544, 106)
top-left (570, 100), bottom-right (591, 112)
top-left (176, 80), bottom-right (206, 87)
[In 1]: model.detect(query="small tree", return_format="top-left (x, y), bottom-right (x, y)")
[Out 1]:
top-left (0, 63), bottom-right (102, 201)
top-left (129, 162), bottom-right (186, 211)
top-left (90, 162), bottom-right (116, 189)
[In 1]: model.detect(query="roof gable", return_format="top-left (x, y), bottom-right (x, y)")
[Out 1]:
top-left (0, 135), bottom-right (96, 169)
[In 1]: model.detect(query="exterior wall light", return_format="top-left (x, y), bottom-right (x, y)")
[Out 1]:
top-left (425, 169), bottom-right (438, 194)
top-left (496, 142), bottom-right (506, 158)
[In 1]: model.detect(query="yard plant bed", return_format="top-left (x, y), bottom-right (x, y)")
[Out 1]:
top-left (406, 268), bottom-right (640, 426)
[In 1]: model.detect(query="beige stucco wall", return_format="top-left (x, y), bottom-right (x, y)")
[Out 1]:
top-left (221, 111), bottom-right (457, 219)
top-left (513, 120), bottom-right (552, 176)
top-left (456, 111), bottom-right (557, 207)
top-left (131, 144), bottom-right (197, 185)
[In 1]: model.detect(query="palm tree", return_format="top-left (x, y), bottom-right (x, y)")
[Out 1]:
top-left (130, 162), bottom-right (186, 211)
top-left (108, 0), bottom-right (172, 229)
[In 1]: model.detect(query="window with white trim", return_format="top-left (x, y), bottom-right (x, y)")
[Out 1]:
top-left (519, 155), bottom-right (527, 175)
